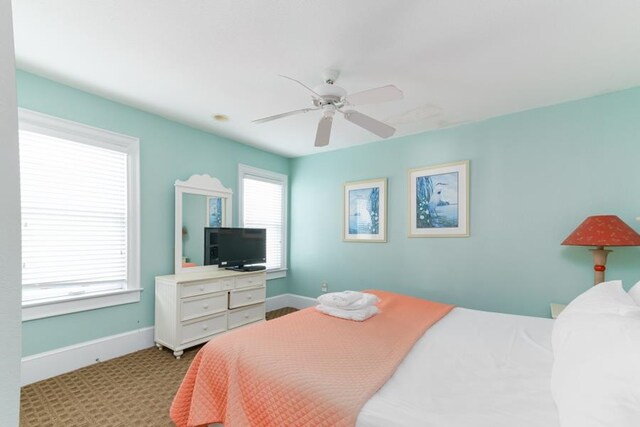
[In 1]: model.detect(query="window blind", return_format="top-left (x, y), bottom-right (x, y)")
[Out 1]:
top-left (242, 177), bottom-right (283, 270)
top-left (19, 129), bottom-right (129, 302)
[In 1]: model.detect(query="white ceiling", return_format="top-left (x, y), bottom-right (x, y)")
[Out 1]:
top-left (11, 0), bottom-right (640, 158)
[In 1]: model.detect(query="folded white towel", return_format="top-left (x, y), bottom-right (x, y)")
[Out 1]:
top-left (317, 292), bottom-right (380, 310)
top-left (315, 304), bottom-right (379, 321)
top-left (342, 293), bottom-right (380, 310)
top-left (317, 291), bottom-right (364, 307)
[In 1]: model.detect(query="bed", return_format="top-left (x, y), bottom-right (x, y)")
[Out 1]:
top-left (357, 307), bottom-right (558, 427)
top-left (171, 284), bottom-right (640, 427)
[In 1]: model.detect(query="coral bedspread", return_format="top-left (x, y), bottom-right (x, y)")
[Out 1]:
top-left (170, 290), bottom-right (453, 427)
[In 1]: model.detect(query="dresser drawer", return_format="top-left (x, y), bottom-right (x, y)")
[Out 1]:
top-left (180, 292), bottom-right (227, 321)
top-left (180, 278), bottom-right (233, 298)
top-left (228, 303), bottom-right (265, 329)
top-left (180, 313), bottom-right (227, 345)
top-left (229, 286), bottom-right (266, 309)
top-left (235, 274), bottom-right (266, 289)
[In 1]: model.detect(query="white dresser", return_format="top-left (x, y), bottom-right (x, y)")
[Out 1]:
top-left (154, 269), bottom-right (266, 358)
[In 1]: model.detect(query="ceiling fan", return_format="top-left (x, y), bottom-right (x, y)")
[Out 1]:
top-left (253, 70), bottom-right (403, 147)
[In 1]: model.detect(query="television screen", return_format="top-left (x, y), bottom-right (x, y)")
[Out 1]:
top-left (204, 227), bottom-right (266, 270)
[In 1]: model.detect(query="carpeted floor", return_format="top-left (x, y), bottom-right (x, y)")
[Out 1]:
top-left (20, 307), bottom-right (298, 426)
top-left (265, 306), bottom-right (297, 321)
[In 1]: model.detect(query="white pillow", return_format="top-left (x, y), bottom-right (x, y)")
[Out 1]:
top-left (628, 280), bottom-right (640, 306)
top-left (552, 280), bottom-right (637, 356)
top-left (558, 280), bottom-right (637, 316)
top-left (551, 281), bottom-right (640, 427)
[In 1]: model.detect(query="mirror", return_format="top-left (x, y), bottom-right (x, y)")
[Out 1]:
top-left (175, 174), bottom-right (232, 274)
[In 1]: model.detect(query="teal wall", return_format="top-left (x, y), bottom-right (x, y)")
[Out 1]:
top-left (289, 88), bottom-right (640, 317)
top-left (17, 71), bottom-right (290, 356)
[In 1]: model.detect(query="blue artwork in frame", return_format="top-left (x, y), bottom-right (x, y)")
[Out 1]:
top-left (207, 197), bottom-right (223, 227)
top-left (349, 187), bottom-right (380, 234)
top-left (416, 172), bottom-right (459, 229)
top-left (409, 160), bottom-right (469, 237)
top-left (344, 178), bottom-right (387, 242)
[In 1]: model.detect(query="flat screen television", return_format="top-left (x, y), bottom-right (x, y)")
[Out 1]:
top-left (204, 227), bottom-right (267, 271)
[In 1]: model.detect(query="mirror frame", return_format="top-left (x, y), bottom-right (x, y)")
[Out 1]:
top-left (175, 174), bottom-right (233, 274)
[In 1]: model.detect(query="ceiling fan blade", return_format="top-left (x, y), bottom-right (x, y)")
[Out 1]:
top-left (314, 115), bottom-right (333, 147)
top-left (279, 75), bottom-right (322, 98)
top-left (345, 85), bottom-right (403, 106)
top-left (342, 110), bottom-right (396, 138)
top-left (252, 108), bottom-right (318, 124)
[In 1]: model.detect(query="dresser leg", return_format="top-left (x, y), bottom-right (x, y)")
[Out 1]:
top-left (155, 343), bottom-right (163, 350)
top-left (173, 350), bottom-right (184, 359)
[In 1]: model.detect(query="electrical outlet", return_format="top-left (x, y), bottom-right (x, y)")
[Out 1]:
top-left (321, 282), bottom-right (328, 292)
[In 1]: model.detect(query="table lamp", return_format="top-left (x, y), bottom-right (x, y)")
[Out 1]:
top-left (562, 215), bottom-right (640, 285)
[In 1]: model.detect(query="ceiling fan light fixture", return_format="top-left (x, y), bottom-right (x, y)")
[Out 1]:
top-left (322, 104), bottom-right (337, 117)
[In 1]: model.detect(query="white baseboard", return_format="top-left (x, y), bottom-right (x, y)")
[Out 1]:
top-left (22, 294), bottom-right (314, 386)
top-left (266, 293), bottom-right (316, 311)
top-left (21, 326), bottom-right (154, 386)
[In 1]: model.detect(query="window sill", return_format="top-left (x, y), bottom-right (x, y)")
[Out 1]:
top-left (22, 288), bottom-right (143, 321)
top-left (266, 268), bottom-right (288, 280)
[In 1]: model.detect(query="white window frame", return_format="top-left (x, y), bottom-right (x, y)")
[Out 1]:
top-left (238, 164), bottom-right (288, 280)
top-left (18, 108), bottom-right (141, 321)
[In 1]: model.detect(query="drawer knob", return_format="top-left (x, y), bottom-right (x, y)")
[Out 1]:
top-left (203, 325), bottom-right (208, 331)
top-left (244, 314), bottom-right (249, 319)
top-left (247, 294), bottom-right (252, 299)
top-left (203, 303), bottom-right (209, 309)
top-left (199, 286), bottom-right (205, 291)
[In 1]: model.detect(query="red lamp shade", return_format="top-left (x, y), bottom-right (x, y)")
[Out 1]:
top-left (562, 215), bottom-right (640, 247)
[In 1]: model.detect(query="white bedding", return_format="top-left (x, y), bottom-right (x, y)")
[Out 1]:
top-left (357, 307), bottom-right (560, 427)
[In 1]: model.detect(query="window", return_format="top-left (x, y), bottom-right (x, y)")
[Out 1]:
top-left (238, 164), bottom-right (287, 279)
top-left (18, 109), bottom-right (140, 320)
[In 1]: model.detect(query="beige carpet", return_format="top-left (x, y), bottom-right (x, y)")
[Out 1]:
top-left (20, 307), bottom-right (298, 426)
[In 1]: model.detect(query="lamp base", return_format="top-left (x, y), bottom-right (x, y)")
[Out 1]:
top-left (589, 247), bottom-right (612, 285)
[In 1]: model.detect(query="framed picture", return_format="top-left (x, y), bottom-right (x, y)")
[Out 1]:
top-left (343, 178), bottom-right (387, 242)
top-left (408, 160), bottom-right (469, 237)
top-left (207, 196), bottom-right (224, 227)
